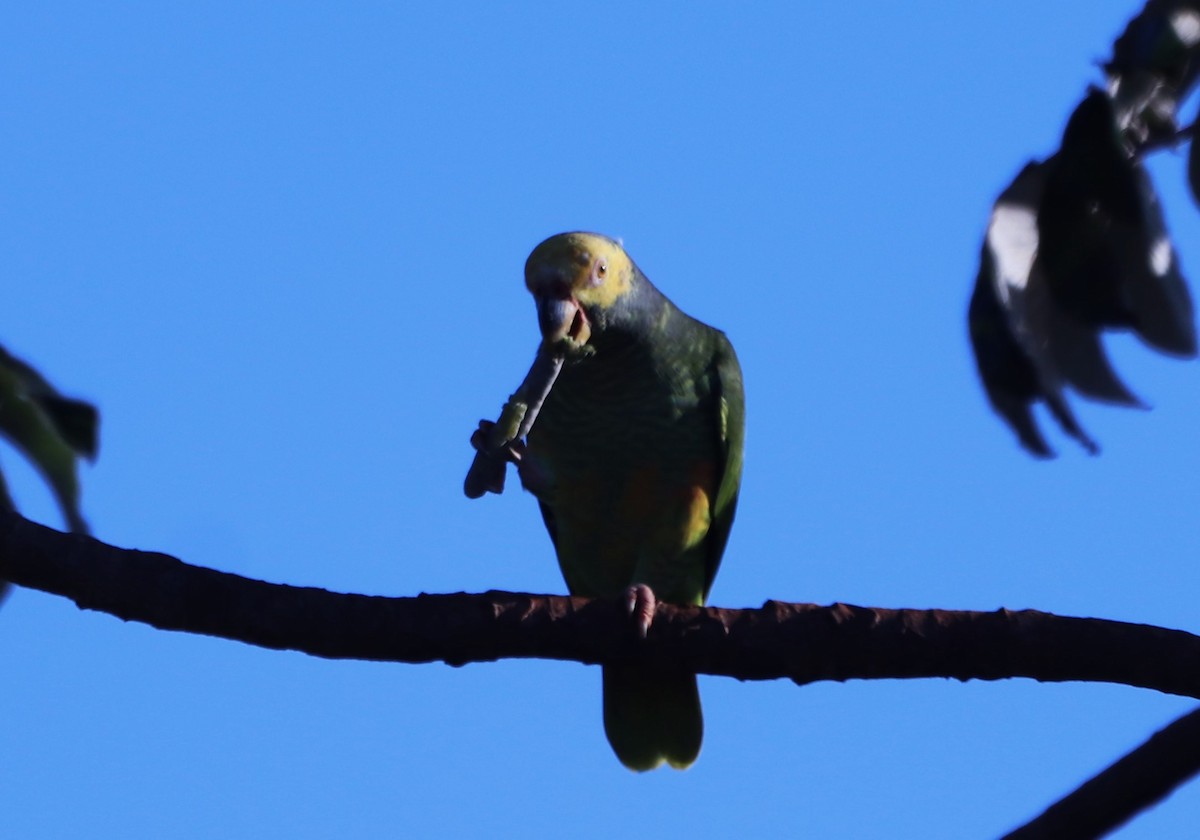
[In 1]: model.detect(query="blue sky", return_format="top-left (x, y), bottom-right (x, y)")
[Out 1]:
top-left (3, 2), bottom-right (1199, 837)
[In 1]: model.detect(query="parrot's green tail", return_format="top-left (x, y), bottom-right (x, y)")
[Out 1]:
top-left (602, 663), bottom-right (702, 771)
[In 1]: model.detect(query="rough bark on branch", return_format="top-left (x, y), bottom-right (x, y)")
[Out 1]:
top-left (1003, 705), bottom-right (1200, 840)
top-left (1, 511), bottom-right (1199, 696)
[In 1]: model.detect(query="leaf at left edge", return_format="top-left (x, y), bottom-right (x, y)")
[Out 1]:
top-left (0, 346), bottom-right (98, 534)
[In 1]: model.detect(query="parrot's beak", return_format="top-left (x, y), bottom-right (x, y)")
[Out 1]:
top-left (536, 295), bottom-right (592, 346)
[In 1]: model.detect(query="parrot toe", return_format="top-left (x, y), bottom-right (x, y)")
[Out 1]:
top-left (623, 584), bottom-right (657, 639)
top-left (470, 420), bottom-right (525, 463)
top-left (468, 419), bottom-right (494, 453)
top-left (463, 420), bottom-right (512, 498)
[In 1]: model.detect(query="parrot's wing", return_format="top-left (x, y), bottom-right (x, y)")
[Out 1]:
top-left (537, 498), bottom-right (560, 554)
top-left (702, 332), bottom-right (744, 600)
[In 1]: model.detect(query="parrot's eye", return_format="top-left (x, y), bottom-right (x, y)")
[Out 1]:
top-left (590, 258), bottom-right (608, 286)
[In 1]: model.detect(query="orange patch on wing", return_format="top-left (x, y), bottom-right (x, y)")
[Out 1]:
top-left (610, 460), bottom-right (718, 555)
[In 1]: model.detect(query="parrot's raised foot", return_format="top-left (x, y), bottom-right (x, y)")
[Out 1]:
top-left (623, 584), bottom-right (657, 640)
top-left (469, 419), bottom-right (525, 463)
top-left (463, 420), bottom-right (526, 498)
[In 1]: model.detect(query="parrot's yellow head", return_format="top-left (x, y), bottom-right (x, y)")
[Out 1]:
top-left (524, 232), bottom-right (636, 351)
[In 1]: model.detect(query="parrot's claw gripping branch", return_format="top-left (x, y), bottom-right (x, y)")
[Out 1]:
top-left (463, 342), bottom-right (565, 499)
top-left (624, 584), bottom-right (658, 640)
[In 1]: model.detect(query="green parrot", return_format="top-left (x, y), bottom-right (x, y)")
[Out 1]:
top-left (515, 231), bottom-right (744, 771)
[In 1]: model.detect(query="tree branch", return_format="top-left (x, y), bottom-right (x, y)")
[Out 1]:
top-left (1002, 705), bottom-right (1200, 840)
top-left (1, 511), bottom-right (1199, 695)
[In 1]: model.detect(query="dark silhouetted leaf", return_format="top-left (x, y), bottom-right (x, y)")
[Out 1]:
top-left (1189, 107), bottom-right (1200, 206)
top-left (970, 163), bottom-right (1106, 457)
top-left (1039, 88), bottom-right (1195, 356)
top-left (971, 78), bottom-right (1198, 456)
top-left (1107, 0), bottom-right (1200, 147)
